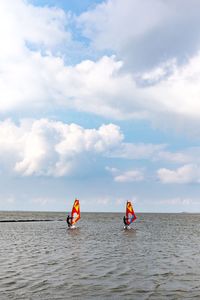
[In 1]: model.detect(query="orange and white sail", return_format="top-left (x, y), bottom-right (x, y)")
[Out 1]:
top-left (126, 201), bottom-right (136, 225)
top-left (71, 199), bottom-right (80, 225)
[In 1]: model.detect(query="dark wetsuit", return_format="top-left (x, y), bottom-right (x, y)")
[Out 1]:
top-left (123, 216), bottom-right (128, 226)
top-left (66, 215), bottom-right (72, 227)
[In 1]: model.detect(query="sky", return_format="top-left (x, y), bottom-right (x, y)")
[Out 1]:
top-left (1, 0), bottom-right (200, 212)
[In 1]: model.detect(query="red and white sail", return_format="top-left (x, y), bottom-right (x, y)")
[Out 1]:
top-left (71, 199), bottom-right (80, 225)
top-left (126, 201), bottom-right (136, 225)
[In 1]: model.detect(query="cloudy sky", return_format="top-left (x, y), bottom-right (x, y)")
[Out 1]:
top-left (1, 0), bottom-right (200, 212)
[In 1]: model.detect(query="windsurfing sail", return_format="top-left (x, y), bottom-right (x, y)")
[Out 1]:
top-left (71, 199), bottom-right (80, 225)
top-left (126, 201), bottom-right (136, 225)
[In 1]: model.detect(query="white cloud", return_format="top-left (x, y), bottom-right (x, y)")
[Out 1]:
top-left (145, 53), bottom-right (200, 118)
top-left (155, 147), bottom-right (200, 165)
top-left (114, 170), bottom-right (144, 183)
top-left (106, 167), bottom-right (144, 182)
top-left (78, 0), bottom-right (167, 58)
top-left (110, 142), bottom-right (166, 159)
top-left (3, 48), bottom-right (200, 131)
top-left (78, 0), bottom-right (200, 71)
top-left (0, 0), bottom-right (70, 113)
top-left (108, 143), bottom-right (192, 165)
top-left (2, 117), bottom-right (191, 179)
top-left (0, 119), bottom-right (123, 176)
top-left (157, 164), bottom-right (200, 184)
top-left (156, 151), bottom-right (190, 164)
top-left (0, 0), bottom-right (69, 58)
top-left (1, 0), bottom-right (200, 133)
top-left (70, 53), bottom-right (200, 127)
top-left (76, 0), bottom-right (200, 131)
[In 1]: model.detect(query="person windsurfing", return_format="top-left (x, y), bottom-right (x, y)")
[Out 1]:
top-left (66, 199), bottom-right (81, 229)
top-left (123, 215), bottom-right (128, 226)
top-left (66, 214), bottom-right (72, 228)
top-left (123, 201), bottom-right (137, 229)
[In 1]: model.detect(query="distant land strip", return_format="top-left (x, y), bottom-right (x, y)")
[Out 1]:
top-left (0, 219), bottom-right (64, 222)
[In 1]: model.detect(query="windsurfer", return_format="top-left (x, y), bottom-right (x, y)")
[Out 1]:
top-left (123, 215), bottom-right (128, 226)
top-left (66, 215), bottom-right (72, 227)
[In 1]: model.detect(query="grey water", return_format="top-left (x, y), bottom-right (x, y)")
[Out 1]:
top-left (1, 212), bottom-right (200, 299)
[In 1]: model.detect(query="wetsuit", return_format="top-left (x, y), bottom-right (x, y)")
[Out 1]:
top-left (123, 216), bottom-right (128, 226)
top-left (66, 215), bottom-right (72, 227)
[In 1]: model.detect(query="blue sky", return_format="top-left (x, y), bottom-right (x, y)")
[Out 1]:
top-left (31, 0), bottom-right (104, 13)
top-left (1, 0), bottom-right (200, 212)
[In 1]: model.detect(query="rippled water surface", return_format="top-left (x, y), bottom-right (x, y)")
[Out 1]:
top-left (1, 212), bottom-right (200, 299)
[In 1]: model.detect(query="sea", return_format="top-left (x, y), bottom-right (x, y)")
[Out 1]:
top-left (0, 211), bottom-right (200, 299)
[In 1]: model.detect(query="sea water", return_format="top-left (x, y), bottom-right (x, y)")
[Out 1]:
top-left (0, 212), bottom-right (200, 299)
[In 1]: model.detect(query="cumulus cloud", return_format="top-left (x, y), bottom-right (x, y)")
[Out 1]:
top-left (114, 170), bottom-right (144, 183)
top-left (106, 167), bottom-right (144, 182)
top-left (156, 150), bottom-right (190, 164)
top-left (3, 47), bottom-right (200, 130)
top-left (0, 0), bottom-right (70, 112)
top-left (0, 0), bottom-right (69, 57)
top-left (2, 0), bottom-right (200, 137)
top-left (76, 0), bottom-right (200, 130)
top-left (110, 147), bottom-right (200, 184)
top-left (0, 119), bottom-right (123, 176)
top-left (64, 43), bottom-right (200, 128)
top-left (2, 116), bottom-right (200, 205)
top-left (0, 1), bottom-right (146, 120)
top-left (73, 53), bottom-right (200, 126)
top-left (1, 117), bottom-right (192, 178)
top-left (78, 0), bottom-right (200, 71)
top-left (157, 164), bottom-right (200, 184)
